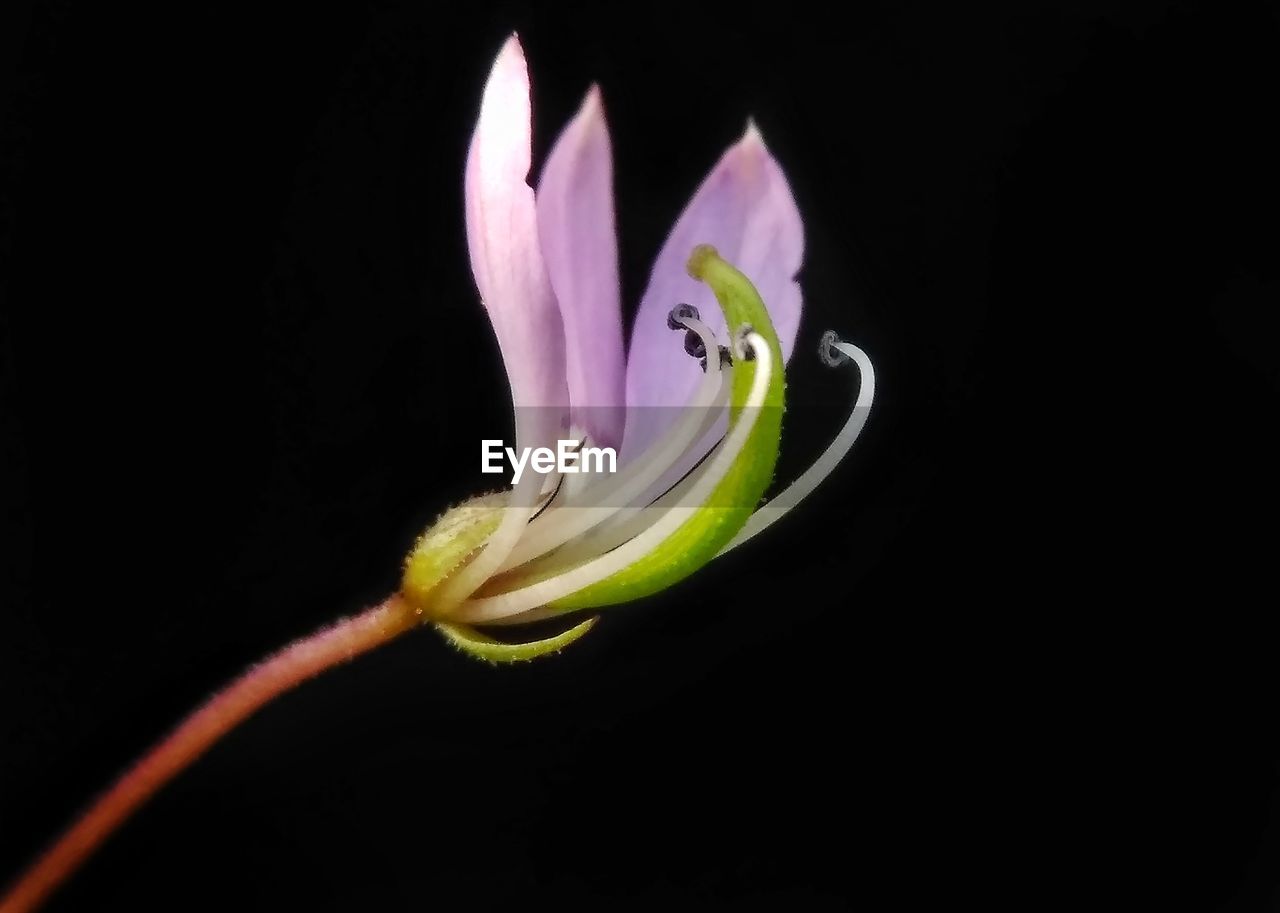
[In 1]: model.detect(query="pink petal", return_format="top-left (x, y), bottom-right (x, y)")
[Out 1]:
top-left (621, 123), bottom-right (804, 459)
top-left (536, 85), bottom-right (626, 449)
top-left (465, 35), bottom-right (567, 444)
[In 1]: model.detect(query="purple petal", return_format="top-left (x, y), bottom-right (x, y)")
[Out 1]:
top-left (621, 123), bottom-right (804, 459)
top-left (465, 35), bottom-right (567, 445)
top-left (536, 85), bottom-right (626, 449)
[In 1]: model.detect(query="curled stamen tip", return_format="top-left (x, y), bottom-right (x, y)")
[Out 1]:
top-left (735, 325), bottom-right (757, 361)
top-left (683, 329), bottom-right (707, 359)
top-left (819, 330), bottom-right (849, 367)
top-left (686, 244), bottom-right (721, 279)
top-left (667, 302), bottom-right (700, 330)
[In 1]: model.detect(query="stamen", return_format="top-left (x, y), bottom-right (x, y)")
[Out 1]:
top-left (530, 471), bottom-right (567, 521)
top-left (546, 433), bottom-right (726, 570)
top-left (517, 380), bottom-right (732, 574)
top-left (428, 412), bottom-right (564, 613)
top-left (818, 329), bottom-right (848, 367)
top-left (455, 332), bottom-right (773, 623)
top-left (472, 605), bottom-right (561, 627)
top-left (718, 332), bottom-right (874, 555)
top-left (667, 302), bottom-right (700, 330)
top-left (550, 432), bottom-right (592, 505)
top-left (497, 314), bottom-right (728, 572)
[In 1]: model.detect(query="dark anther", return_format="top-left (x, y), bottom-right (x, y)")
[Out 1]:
top-left (698, 348), bottom-right (732, 373)
top-left (819, 330), bottom-right (849, 367)
top-left (667, 303), bottom-right (700, 331)
top-left (735, 325), bottom-right (757, 361)
top-left (684, 329), bottom-right (707, 359)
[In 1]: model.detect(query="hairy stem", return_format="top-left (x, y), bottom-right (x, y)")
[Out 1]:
top-left (0, 594), bottom-right (420, 913)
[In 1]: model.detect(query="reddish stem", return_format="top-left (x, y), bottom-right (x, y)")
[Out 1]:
top-left (0, 594), bottom-right (420, 913)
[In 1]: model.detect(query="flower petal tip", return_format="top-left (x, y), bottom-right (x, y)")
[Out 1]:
top-left (471, 35), bottom-right (534, 187)
top-left (721, 119), bottom-right (773, 183)
top-left (490, 34), bottom-right (529, 84)
top-left (572, 83), bottom-right (609, 140)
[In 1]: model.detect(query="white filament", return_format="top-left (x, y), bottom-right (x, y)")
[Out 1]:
top-left (454, 332), bottom-right (773, 623)
top-left (497, 316), bottom-right (727, 572)
top-left (718, 338), bottom-right (874, 555)
top-left (554, 428), bottom-right (593, 504)
top-left (530, 378), bottom-right (732, 573)
top-left (430, 411), bottom-right (562, 613)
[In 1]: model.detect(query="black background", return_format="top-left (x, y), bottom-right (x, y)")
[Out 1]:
top-left (2, 1), bottom-right (1278, 910)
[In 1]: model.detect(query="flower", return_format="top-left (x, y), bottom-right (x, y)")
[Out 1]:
top-left (0, 38), bottom-right (883, 910)
top-left (402, 35), bottom-right (875, 661)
